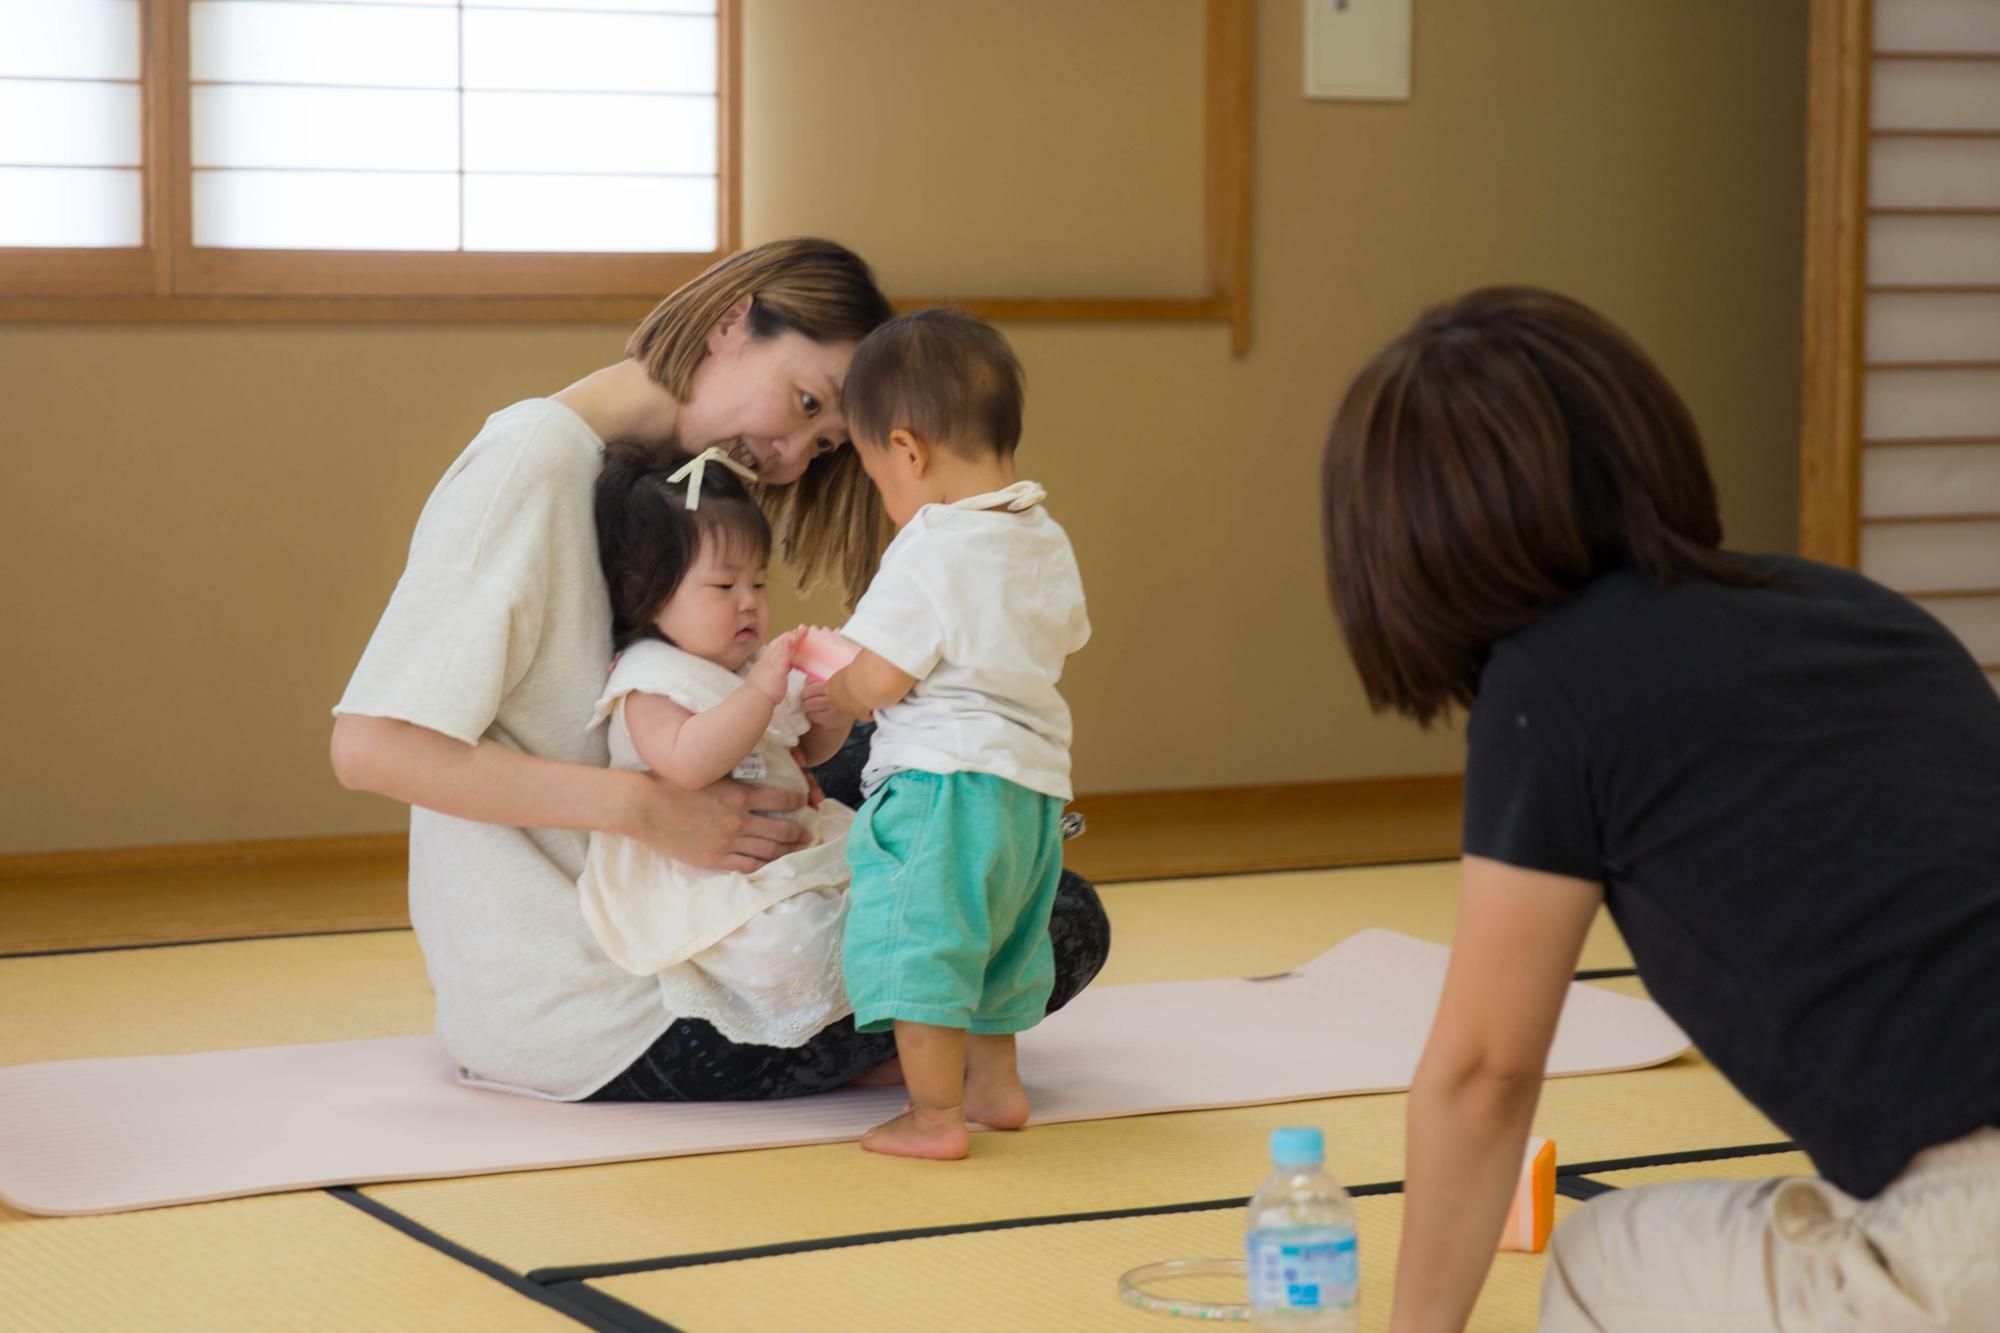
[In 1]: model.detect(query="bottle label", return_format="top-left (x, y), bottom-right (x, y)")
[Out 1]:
top-left (1247, 1226), bottom-right (1358, 1311)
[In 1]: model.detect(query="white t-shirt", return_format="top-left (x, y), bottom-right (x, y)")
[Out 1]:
top-left (333, 399), bottom-right (668, 1100)
top-left (840, 480), bottom-right (1089, 801)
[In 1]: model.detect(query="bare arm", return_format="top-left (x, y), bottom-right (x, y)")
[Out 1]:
top-left (1389, 856), bottom-right (1602, 1333)
top-left (329, 713), bottom-right (807, 874)
top-left (825, 647), bottom-right (919, 721)
top-left (796, 678), bottom-right (853, 768)
top-left (622, 629), bottom-right (807, 789)
top-left (624, 688), bottom-right (777, 790)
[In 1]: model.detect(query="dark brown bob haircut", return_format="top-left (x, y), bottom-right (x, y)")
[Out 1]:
top-left (845, 306), bottom-right (1025, 458)
top-left (595, 442), bottom-right (772, 653)
top-left (1321, 286), bottom-right (1770, 726)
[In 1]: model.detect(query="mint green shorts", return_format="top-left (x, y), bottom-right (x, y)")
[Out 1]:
top-left (842, 770), bottom-right (1065, 1035)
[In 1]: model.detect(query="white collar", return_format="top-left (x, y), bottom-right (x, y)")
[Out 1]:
top-left (944, 480), bottom-right (1046, 513)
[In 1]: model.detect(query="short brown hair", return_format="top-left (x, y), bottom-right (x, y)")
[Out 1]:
top-left (845, 307), bottom-right (1025, 458)
top-left (1321, 286), bottom-right (1770, 726)
top-left (625, 237), bottom-right (892, 399)
top-left (622, 238), bottom-right (894, 609)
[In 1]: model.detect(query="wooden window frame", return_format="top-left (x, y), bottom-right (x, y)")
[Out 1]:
top-left (1799, 0), bottom-right (1871, 569)
top-left (1, 0), bottom-right (1253, 350)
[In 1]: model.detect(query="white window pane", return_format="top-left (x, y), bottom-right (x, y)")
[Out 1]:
top-left (1861, 520), bottom-right (2000, 592)
top-left (463, 173), bottom-right (714, 251)
top-left (1919, 596), bottom-right (2000, 663)
top-left (1867, 292), bottom-right (2000, 363)
top-left (463, 93), bottom-right (713, 175)
top-left (0, 166), bottom-right (141, 246)
top-left (1876, 0), bottom-right (2000, 54)
top-left (0, 1), bottom-right (139, 80)
top-left (1871, 139), bottom-right (2000, 208)
top-left (193, 169), bottom-right (458, 249)
top-left (463, 11), bottom-right (714, 93)
top-left (0, 81), bottom-right (141, 167)
top-left (471, 0), bottom-right (713, 11)
top-left (193, 86), bottom-right (457, 171)
top-left (1874, 60), bottom-right (2000, 131)
top-left (1869, 216), bottom-right (2000, 286)
top-left (1865, 369), bottom-right (2000, 438)
top-left (1865, 445), bottom-right (2000, 517)
top-left (189, 2), bottom-right (457, 89)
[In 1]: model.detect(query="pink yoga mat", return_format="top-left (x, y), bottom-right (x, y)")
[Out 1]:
top-left (0, 930), bottom-right (1687, 1215)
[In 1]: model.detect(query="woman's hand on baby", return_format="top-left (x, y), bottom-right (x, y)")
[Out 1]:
top-left (616, 771), bottom-right (809, 872)
top-left (749, 627), bottom-right (805, 704)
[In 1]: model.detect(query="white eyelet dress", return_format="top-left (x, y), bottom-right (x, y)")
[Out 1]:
top-left (577, 640), bottom-right (854, 1049)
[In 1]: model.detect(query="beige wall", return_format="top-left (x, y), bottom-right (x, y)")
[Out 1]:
top-left (0, 0), bottom-right (1808, 855)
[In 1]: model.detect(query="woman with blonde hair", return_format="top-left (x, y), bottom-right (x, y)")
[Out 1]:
top-left (331, 239), bottom-right (1109, 1103)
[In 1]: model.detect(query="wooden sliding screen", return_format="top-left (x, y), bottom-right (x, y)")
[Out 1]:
top-left (1803, 0), bottom-right (2000, 694)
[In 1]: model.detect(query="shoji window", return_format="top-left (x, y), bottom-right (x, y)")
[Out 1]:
top-left (0, 0), bottom-right (735, 314)
top-left (1805, 0), bottom-right (2000, 697)
top-left (0, 0), bottom-right (162, 294)
top-left (179, 0), bottom-right (732, 298)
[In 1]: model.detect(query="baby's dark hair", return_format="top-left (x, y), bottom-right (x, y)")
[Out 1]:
top-left (844, 306), bottom-right (1025, 458)
top-left (594, 443), bottom-right (772, 652)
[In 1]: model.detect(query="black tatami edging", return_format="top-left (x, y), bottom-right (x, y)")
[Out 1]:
top-left (1554, 1176), bottom-right (1621, 1201)
top-left (328, 1186), bottom-right (675, 1333)
top-left (1573, 967), bottom-right (1639, 981)
top-left (526, 1193), bottom-right (1270, 1285)
top-left (1554, 1141), bottom-right (1796, 1178)
top-left (2, 925), bottom-right (413, 959)
top-left (524, 1141), bottom-right (1797, 1286)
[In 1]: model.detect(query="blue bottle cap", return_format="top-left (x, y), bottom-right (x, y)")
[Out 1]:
top-left (1270, 1126), bottom-right (1324, 1167)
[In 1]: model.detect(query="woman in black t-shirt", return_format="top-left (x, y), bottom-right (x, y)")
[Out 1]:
top-left (1320, 287), bottom-right (2000, 1332)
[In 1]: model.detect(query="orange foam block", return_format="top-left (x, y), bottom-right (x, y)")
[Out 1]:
top-left (1499, 1136), bottom-right (1557, 1253)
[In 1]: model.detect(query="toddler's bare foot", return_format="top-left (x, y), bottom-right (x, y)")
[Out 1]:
top-left (845, 1057), bottom-right (904, 1089)
top-left (859, 1106), bottom-right (969, 1159)
top-left (964, 1071), bottom-right (1030, 1130)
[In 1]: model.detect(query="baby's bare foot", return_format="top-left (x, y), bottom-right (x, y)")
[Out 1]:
top-left (860, 1106), bottom-right (970, 1159)
top-left (964, 1073), bottom-right (1030, 1130)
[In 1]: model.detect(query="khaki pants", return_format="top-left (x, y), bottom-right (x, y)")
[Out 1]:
top-left (1540, 1128), bottom-right (2000, 1331)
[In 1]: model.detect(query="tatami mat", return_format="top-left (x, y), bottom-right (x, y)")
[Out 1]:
top-left (363, 1033), bottom-right (1774, 1276)
top-left (363, 974), bottom-right (1766, 1275)
top-left (1587, 1150), bottom-right (1815, 1189)
top-left (0, 856), bottom-right (408, 956)
top-left (1095, 865), bottom-right (1633, 983)
top-left (0, 1191), bottom-right (574, 1333)
top-left (0, 932), bottom-right (432, 1065)
top-left (0, 861), bottom-right (1696, 1333)
top-left (586, 1191), bottom-right (1582, 1333)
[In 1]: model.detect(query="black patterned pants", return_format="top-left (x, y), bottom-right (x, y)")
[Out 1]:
top-left (584, 725), bottom-right (1112, 1103)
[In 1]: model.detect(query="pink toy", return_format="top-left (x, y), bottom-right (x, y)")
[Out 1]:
top-left (793, 627), bottom-right (861, 682)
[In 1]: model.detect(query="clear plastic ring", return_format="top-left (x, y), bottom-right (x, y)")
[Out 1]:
top-left (1117, 1258), bottom-right (1252, 1321)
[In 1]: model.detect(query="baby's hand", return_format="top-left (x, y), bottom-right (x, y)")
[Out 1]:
top-left (802, 678), bottom-right (847, 730)
top-left (749, 627), bottom-right (804, 705)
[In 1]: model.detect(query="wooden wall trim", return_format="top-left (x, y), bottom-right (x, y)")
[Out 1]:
top-left (0, 833), bottom-right (406, 883)
top-left (1798, 0), bottom-right (1873, 569)
top-left (1205, 0), bottom-right (1256, 355)
top-left (0, 773), bottom-right (1461, 887)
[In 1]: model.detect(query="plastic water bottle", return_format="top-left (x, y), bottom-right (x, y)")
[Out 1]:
top-left (1246, 1126), bottom-right (1358, 1330)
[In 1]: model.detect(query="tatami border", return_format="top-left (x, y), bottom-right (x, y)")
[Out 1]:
top-left (330, 1186), bottom-right (678, 1333)
top-left (0, 926), bottom-right (413, 960)
top-left (517, 1141), bottom-right (1797, 1286)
